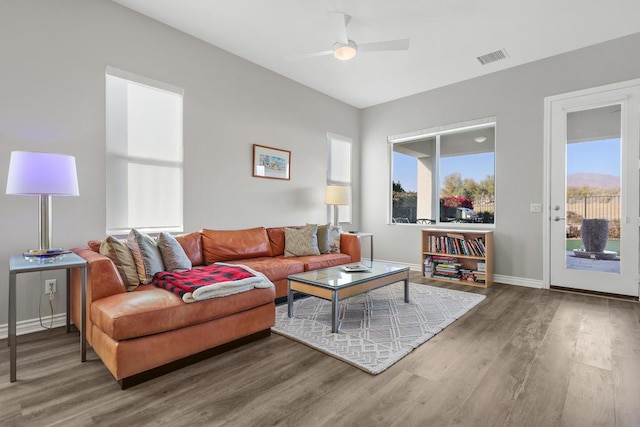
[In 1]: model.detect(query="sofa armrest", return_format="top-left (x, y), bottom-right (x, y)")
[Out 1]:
top-left (340, 233), bottom-right (361, 262)
top-left (70, 247), bottom-right (127, 342)
top-left (71, 248), bottom-right (127, 302)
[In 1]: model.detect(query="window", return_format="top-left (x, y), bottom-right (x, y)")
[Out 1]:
top-left (105, 67), bottom-right (184, 234)
top-left (327, 133), bottom-right (352, 224)
top-left (390, 118), bottom-right (495, 225)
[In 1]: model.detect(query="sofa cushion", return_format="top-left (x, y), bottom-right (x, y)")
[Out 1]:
top-left (175, 231), bottom-right (203, 266)
top-left (266, 227), bottom-right (286, 257)
top-left (284, 225), bottom-right (320, 257)
top-left (202, 227), bottom-right (272, 264)
top-left (99, 236), bottom-right (140, 291)
top-left (127, 229), bottom-right (165, 284)
top-left (226, 257), bottom-right (304, 282)
top-left (157, 232), bottom-right (192, 271)
top-left (90, 284), bottom-right (275, 341)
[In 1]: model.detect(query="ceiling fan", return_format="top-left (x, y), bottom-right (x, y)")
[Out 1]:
top-left (299, 12), bottom-right (410, 61)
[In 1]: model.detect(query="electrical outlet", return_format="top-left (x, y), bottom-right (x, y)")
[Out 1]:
top-left (44, 279), bottom-right (57, 295)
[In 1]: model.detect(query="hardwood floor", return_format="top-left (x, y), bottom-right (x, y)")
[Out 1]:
top-left (1, 273), bottom-right (639, 426)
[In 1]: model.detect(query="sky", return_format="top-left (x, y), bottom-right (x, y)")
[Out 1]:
top-left (566, 138), bottom-right (620, 176)
top-left (393, 138), bottom-right (621, 193)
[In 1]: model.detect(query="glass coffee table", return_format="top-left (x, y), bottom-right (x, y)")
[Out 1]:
top-left (287, 261), bottom-right (410, 333)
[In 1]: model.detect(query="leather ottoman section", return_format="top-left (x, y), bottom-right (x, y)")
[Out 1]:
top-left (226, 257), bottom-right (304, 282)
top-left (294, 253), bottom-right (352, 271)
top-left (91, 302), bottom-right (275, 381)
top-left (91, 284), bottom-right (275, 341)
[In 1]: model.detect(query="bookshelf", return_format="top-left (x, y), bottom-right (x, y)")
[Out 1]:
top-left (422, 229), bottom-right (494, 288)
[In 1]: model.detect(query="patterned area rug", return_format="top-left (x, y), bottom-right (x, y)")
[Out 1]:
top-left (273, 282), bottom-right (485, 374)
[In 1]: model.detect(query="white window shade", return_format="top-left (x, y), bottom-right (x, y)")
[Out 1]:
top-left (106, 68), bottom-right (184, 234)
top-left (327, 133), bottom-right (352, 224)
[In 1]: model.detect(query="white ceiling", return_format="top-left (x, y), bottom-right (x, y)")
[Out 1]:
top-left (112, 0), bottom-right (640, 108)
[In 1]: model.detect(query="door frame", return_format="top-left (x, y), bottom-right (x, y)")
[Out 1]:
top-left (543, 78), bottom-right (640, 291)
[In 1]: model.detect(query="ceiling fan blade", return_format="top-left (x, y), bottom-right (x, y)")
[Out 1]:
top-left (328, 12), bottom-right (349, 45)
top-left (359, 39), bottom-right (410, 52)
top-left (287, 50), bottom-right (334, 60)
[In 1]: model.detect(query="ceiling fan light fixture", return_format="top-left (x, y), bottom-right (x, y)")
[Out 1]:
top-left (333, 40), bottom-right (357, 60)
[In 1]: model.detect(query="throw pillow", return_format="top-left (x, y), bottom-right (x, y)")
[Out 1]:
top-left (157, 232), bottom-right (192, 271)
top-left (127, 229), bottom-right (165, 284)
top-left (126, 241), bottom-right (148, 285)
top-left (99, 236), bottom-right (140, 291)
top-left (309, 223), bottom-right (331, 254)
top-left (284, 225), bottom-right (320, 257)
top-left (328, 225), bottom-right (342, 253)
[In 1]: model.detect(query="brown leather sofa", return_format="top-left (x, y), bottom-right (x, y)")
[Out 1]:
top-left (69, 226), bottom-right (361, 388)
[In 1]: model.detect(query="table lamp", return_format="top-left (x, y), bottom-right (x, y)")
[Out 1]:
top-left (325, 185), bottom-right (350, 226)
top-left (6, 151), bottom-right (79, 252)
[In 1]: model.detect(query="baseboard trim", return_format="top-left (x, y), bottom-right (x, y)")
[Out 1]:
top-left (0, 313), bottom-right (66, 340)
top-left (494, 274), bottom-right (544, 289)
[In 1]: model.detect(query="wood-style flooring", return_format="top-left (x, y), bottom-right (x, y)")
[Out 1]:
top-left (1, 272), bottom-right (639, 426)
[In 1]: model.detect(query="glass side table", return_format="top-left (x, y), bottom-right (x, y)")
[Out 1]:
top-left (8, 252), bottom-right (87, 382)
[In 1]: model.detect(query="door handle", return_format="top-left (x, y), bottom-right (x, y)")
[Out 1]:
top-left (553, 216), bottom-right (565, 221)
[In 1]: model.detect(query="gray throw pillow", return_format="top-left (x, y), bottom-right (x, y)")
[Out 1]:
top-left (329, 225), bottom-right (342, 253)
top-left (310, 223), bottom-right (331, 254)
top-left (284, 225), bottom-right (320, 257)
top-left (157, 232), bottom-right (192, 271)
top-left (127, 229), bottom-right (165, 284)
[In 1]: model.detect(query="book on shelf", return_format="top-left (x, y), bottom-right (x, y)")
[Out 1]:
top-left (446, 232), bottom-right (465, 240)
top-left (424, 255), bottom-right (433, 274)
top-left (427, 234), bottom-right (487, 257)
top-left (432, 257), bottom-right (462, 280)
top-left (460, 269), bottom-right (475, 282)
top-left (476, 261), bottom-right (486, 272)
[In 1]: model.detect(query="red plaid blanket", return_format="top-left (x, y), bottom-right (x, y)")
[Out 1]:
top-left (153, 263), bottom-right (269, 302)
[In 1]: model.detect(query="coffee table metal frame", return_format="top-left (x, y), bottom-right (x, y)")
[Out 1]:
top-left (287, 261), bottom-right (410, 333)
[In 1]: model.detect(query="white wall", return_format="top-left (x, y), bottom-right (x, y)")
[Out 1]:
top-left (360, 32), bottom-right (640, 285)
top-left (0, 0), bottom-right (360, 329)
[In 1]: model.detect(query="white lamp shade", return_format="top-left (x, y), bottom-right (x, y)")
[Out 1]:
top-left (6, 151), bottom-right (79, 196)
top-left (325, 185), bottom-right (350, 205)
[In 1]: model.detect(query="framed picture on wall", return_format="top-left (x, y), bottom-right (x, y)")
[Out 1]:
top-left (252, 144), bottom-right (291, 180)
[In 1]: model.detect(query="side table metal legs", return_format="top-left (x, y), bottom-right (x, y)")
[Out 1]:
top-left (9, 272), bottom-right (16, 382)
top-left (81, 267), bottom-right (87, 362)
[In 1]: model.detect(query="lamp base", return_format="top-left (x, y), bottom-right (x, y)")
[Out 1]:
top-left (23, 248), bottom-right (70, 262)
top-left (25, 248), bottom-right (65, 256)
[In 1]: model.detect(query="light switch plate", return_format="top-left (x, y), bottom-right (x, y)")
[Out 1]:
top-left (530, 203), bottom-right (542, 213)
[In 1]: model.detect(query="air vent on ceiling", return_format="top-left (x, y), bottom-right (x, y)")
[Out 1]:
top-left (477, 49), bottom-right (509, 65)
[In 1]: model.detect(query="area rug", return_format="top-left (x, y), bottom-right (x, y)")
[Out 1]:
top-left (273, 282), bottom-right (485, 374)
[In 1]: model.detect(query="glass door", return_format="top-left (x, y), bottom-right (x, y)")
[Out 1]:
top-left (548, 83), bottom-right (640, 296)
